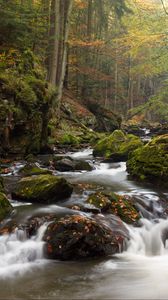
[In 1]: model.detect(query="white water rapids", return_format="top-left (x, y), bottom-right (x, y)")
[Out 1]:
top-left (0, 148), bottom-right (168, 299)
top-left (0, 224), bottom-right (47, 279)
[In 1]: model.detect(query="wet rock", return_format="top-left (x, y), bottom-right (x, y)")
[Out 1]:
top-left (0, 176), bottom-right (4, 193)
top-left (0, 192), bottom-right (12, 222)
top-left (54, 158), bottom-right (93, 172)
top-left (11, 174), bottom-right (73, 203)
top-left (54, 158), bottom-right (75, 171)
top-left (93, 130), bottom-right (143, 160)
top-left (123, 124), bottom-right (145, 136)
top-left (127, 134), bottom-right (168, 185)
top-left (19, 162), bottom-right (52, 177)
top-left (68, 204), bottom-right (100, 214)
top-left (26, 215), bottom-right (56, 237)
top-left (87, 192), bottom-right (140, 224)
top-left (43, 214), bottom-right (127, 260)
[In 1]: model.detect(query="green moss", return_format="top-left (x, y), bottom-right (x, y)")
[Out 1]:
top-left (0, 177), bottom-right (4, 193)
top-left (60, 133), bottom-right (81, 146)
top-left (127, 134), bottom-right (168, 184)
top-left (12, 174), bottom-right (73, 203)
top-left (19, 163), bottom-right (52, 177)
top-left (93, 130), bottom-right (143, 160)
top-left (0, 192), bottom-right (12, 222)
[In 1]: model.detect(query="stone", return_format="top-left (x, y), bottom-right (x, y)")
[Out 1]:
top-left (54, 158), bottom-right (93, 172)
top-left (87, 191), bottom-right (140, 224)
top-left (127, 134), bottom-right (168, 185)
top-left (93, 130), bottom-right (143, 160)
top-left (19, 163), bottom-right (52, 177)
top-left (43, 214), bottom-right (128, 260)
top-left (11, 174), bottom-right (73, 203)
top-left (0, 192), bottom-right (12, 222)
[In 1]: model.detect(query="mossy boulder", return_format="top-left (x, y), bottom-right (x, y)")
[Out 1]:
top-left (127, 134), bottom-right (168, 184)
top-left (0, 60), bottom-right (56, 156)
top-left (19, 163), bottom-right (52, 177)
top-left (11, 174), bottom-right (73, 203)
top-left (87, 192), bottom-right (140, 224)
top-left (93, 130), bottom-right (143, 160)
top-left (43, 214), bottom-right (127, 260)
top-left (0, 192), bottom-right (12, 222)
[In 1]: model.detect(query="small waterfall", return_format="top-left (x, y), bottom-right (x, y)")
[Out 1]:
top-left (68, 148), bottom-right (93, 159)
top-left (123, 218), bottom-right (168, 257)
top-left (0, 223), bottom-right (48, 278)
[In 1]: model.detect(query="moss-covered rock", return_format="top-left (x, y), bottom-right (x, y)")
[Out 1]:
top-left (127, 134), bottom-right (168, 184)
top-left (87, 192), bottom-right (140, 224)
top-left (12, 174), bottom-right (73, 203)
top-left (0, 54), bottom-right (56, 156)
top-left (43, 214), bottom-right (127, 260)
top-left (93, 130), bottom-right (143, 160)
top-left (0, 176), bottom-right (4, 193)
top-left (0, 192), bottom-right (12, 222)
top-left (19, 163), bottom-right (52, 177)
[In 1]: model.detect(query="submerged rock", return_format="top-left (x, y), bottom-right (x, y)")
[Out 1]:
top-left (87, 192), bottom-right (140, 224)
top-left (43, 214), bottom-right (127, 260)
top-left (127, 134), bottom-right (168, 185)
top-left (93, 130), bottom-right (143, 160)
top-left (11, 174), bottom-right (73, 203)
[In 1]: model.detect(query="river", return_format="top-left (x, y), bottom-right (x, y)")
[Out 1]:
top-left (0, 148), bottom-right (168, 299)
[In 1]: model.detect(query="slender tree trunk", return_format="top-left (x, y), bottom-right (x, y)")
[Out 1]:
top-left (114, 46), bottom-right (118, 112)
top-left (57, 0), bottom-right (73, 113)
top-left (47, 0), bottom-right (60, 85)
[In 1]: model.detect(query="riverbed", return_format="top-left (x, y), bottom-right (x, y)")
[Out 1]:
top-left (0, 148), bottom-right (168, 299)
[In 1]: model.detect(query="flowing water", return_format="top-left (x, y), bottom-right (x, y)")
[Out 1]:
top-left (0, 148), bottom-right (168, 299)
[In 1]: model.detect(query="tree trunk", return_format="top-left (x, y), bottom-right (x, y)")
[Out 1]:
top-left (57, 0), bottom-right (73, 113)
top-left (47, 0), bottom-right (60, 85)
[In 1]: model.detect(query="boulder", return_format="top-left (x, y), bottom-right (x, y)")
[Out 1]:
top-left (43, 214), bottom-right (128, 260)
top-left (11, 174), bottom-right (73, 203)
top-left (87, 192), bottom-right (140, 224)
top-left (19, 163), bottom-right (52, 177)
top-left (127, 134), bottom-right (168, 185)
top-left (93, 130), bottom-right (143, 160)
top-left (0, 192), bottom-right (12, 222)
top-left (0, 176), bottom-right (4, 193)
top-left (54, 158), bottom-right (93, 172)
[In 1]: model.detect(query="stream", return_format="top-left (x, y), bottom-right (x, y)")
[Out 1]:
top-left (0, 148), bottom-right (168, 299)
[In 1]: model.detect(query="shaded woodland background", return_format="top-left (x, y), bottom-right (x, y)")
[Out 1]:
top-left (0, 0), bottom-right (168, 155)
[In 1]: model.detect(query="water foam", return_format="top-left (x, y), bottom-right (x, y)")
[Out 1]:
top-left (0, 224), bottom-right (48, 278)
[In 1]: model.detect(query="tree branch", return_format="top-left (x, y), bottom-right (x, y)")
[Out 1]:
top-left (160, 0), bottom-right (168, 15)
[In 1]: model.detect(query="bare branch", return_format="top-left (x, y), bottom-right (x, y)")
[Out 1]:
top-left (160, 0), bottom-right (168, 15)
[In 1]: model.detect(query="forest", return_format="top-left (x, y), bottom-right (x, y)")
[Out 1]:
top-left (0, 0), bottom-right (168, 299)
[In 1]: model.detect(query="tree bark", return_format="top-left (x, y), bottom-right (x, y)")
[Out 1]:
top-left (47, 0), bottom-right (60, 85)
top-left (57, 0), bottom-right (73, 113)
